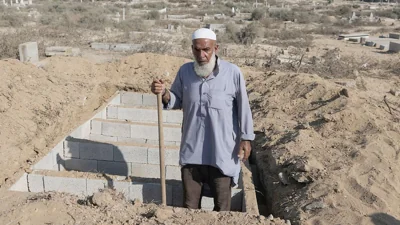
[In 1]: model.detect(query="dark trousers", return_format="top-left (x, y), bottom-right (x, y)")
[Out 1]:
top-left (181, 164), bottom-right (232, 211)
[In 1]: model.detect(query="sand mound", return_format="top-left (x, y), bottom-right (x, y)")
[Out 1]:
top-left (247, 72), bottom-right (400, 224)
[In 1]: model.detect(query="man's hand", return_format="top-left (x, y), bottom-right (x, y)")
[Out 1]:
top-left (238, 141), bottom-right (251, 162)
top-left (151, 78), bottom-right (165, 95)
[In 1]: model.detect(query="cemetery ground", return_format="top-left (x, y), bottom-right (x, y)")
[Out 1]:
top-left (1, 0), bottom-right (400, 224)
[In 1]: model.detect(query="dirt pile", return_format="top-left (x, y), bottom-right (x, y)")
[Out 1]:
top-left (247, 71), bottom-right (400, 224)
top-left (1, 190), bottom-right (286, 225)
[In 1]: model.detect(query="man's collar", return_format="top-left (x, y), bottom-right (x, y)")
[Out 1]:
top-left (216, 55), bottom-right (221, 67)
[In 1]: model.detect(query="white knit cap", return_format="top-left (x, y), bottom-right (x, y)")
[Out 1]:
top-left (192, 28), bottom-right (217, 41)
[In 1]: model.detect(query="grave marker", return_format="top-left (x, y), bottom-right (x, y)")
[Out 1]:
top-left (19, 42), bottom-right (39, 63)
top-left (123, 8), bottom-right (125, 21)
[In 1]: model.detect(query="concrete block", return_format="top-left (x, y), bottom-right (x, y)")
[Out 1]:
top-left (44, 176), bottom-right (87, 196)
top-left (53, 160), bottom-right (66, 172)
top-left (32, 152), bottom-right (54, 170)
top-left (102, 121), bottom-right (131, 138)
top-left (172, 184), bottom-right (183, 207)
top-left (107, 106), bottom-right (118, 119)
top-left (117, 107), bottom-right (182, 124)
top-left (121, 92), bottom-right (142, 106)
top-left (86, 179), bottom-right (107, 196)
top-left (166, 166), bottom-right (181, 180)
top-left (131, 124), bottom-right (158, 140)
top-left (89, 134), bottom-right (118, 142)
top-left (81, 121), bottom-right (91, 138)
top-left (70, 126), bottom-right (83, 139)
top-left (142, 94), bottom-right (157, 107)
top-left (19, 42), bottom-right (39, 63)
top-left (28, 174), bottom-right (44, 192)
top-left (118, 107), bottom-right (162, 123)
top-left (201, 196), bottom-right (214, 210)
top-left (91, 119), bottom-right (102, 135)
top-left (98, 161), bottom-right (131, 176)
top-left (165, 127), bottom-right (182, 142)
top-left (70, 121), bottom-right (90, 139)
top-left (148, 148), bottom-right (179, 166)
top-left (45, 46), bottom-right (81, 57)
top-left (52, 141), bottom-right (66, 171)
top-left (129, 183), bottom-right (172, 205)
top-left (131, 163), bottom-right (161, 178)
top-left (389, 41), bottom-right (400, 53)
top-left (64, 140), bottom-right (80, 158)
top-left (114, 145), bottom-right (148, 164)
top-left (92, 108), bottom-right (106, 119)
top-left (117, 137), bottom-right (147, 144)
top-left (166, 111), bottom-right (183, 124)
top-left (9, 173), bottom-right (28, 192)
top-left (51, 140), bottom-right (64, 163)
top-left (80, 142), bottom-right (113, 161)
top-left (64, 158), bottom-right (98, 172)
top-left (133, 126), bottom-right (181, 142)
top-left (110, 94), bottom-right (121, 105)
top-left (113, 181), bottom-right (130, 199)
top-left (90, 42), bottom-right (110, 50)
top-left (146, 140), bottom-right (177, 147)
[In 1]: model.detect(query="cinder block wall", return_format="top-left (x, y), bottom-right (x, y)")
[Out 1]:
top-left (9, 91), bottom-right (247, 212)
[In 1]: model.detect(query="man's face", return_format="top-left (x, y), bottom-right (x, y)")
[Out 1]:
top-left (192, 38), bottom-right (219, 65)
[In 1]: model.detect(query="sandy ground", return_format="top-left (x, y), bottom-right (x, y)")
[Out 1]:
top-left (311, 36), bottom-right (396, 61)
top-left (0, 190), bottom-right (285, 225)
top-left (0, 52), bottom-right (400, 224)
top-left (248, 71), bottom-right (400, 224)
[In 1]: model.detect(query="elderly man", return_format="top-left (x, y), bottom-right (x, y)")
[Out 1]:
top-left (151, 28), bottom-right (254, 211)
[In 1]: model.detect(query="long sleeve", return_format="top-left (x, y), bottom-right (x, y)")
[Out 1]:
top-left (236, 70), bottom-right (255, 141)
top-left (164, 68), bottom-right (183, 110)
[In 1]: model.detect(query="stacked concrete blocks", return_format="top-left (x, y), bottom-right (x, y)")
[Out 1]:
top-left (61, 138), bottom-right (181, 180)
top-left (10, 91), bottom-right (253, 212)
top-left (90, 119), bottom-right (182, 145)
top-left (106, 105), bottom-right (183, 125)
top-left (24, 173), bottom-right (176, 204)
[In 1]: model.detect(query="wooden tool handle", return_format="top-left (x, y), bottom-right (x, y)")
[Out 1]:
top-left (157, 93), bottom-right (167, 205)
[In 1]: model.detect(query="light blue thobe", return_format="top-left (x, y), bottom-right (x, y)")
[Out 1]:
top-left (165, 56), bottom-right (255, 185)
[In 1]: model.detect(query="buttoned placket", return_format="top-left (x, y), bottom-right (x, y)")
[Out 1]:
top-left (199, 77), bottom-right (209, 118)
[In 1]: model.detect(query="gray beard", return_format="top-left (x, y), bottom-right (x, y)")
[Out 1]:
top-left (193, 53), bottom-right (216, 78)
